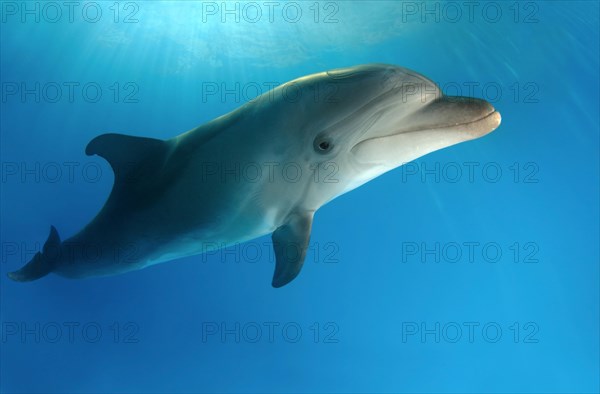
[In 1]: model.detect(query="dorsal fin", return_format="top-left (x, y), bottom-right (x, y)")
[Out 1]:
top-left (85, 133), bottom-right (171, 207)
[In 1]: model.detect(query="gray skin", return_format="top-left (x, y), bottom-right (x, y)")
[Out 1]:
top-left (8, 64), bottom-right (501, 287)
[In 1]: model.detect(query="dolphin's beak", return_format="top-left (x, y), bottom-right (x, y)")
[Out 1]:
top-left (351, 96), bottom-right (501, 166)
top-left (404, 96), bottom-right (501, 138)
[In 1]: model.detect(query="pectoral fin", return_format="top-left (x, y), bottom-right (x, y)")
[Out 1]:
top-left (271, 212), bottom-right (314, 288)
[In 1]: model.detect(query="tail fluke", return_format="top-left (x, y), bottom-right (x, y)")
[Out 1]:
top-left (8, 226), bottom-right (61, 282)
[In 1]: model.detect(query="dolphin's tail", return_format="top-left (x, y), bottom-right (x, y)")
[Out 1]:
top-left (8, 226), bottom-right (61, 282)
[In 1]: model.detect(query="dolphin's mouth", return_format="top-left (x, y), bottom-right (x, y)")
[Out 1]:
top-left (411, 106), bottom-right (500, 136)
top-left (351, 96), bottom-right (502, 166)
top-left (361, 108), bottom-right (501, 143)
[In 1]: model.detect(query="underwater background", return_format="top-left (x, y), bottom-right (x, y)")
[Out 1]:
top-left (1, 1), bottom-right (598, 393)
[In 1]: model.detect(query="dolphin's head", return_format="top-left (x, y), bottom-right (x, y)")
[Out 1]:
top-left (262, 64), bottom-right (501, 208)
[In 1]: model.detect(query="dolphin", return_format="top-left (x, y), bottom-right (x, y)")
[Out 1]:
top-left (8, 64), bottom-right (501, 287)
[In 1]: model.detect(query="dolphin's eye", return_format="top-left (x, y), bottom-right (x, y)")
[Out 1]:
top-left (315, 139), bottom-right (332, 153)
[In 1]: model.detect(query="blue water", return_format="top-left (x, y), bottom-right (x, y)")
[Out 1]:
top-left (1, 1), bottom-right (598, 393)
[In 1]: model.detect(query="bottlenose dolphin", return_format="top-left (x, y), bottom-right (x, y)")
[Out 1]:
top-left (8, 64), bottom-right (501, 287)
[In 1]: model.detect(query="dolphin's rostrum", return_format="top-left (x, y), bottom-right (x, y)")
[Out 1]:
top-left (8, 64), bottom-right (501, 287)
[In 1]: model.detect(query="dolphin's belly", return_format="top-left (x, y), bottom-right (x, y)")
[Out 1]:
top-left (54, 219), bottom-right (275, 278)
top-left (142, 207), bottom-right (280, 268)
top-left (53, 180), bottom-right (281, 278)
top-left (144, 222), bottom-right (273, 268)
